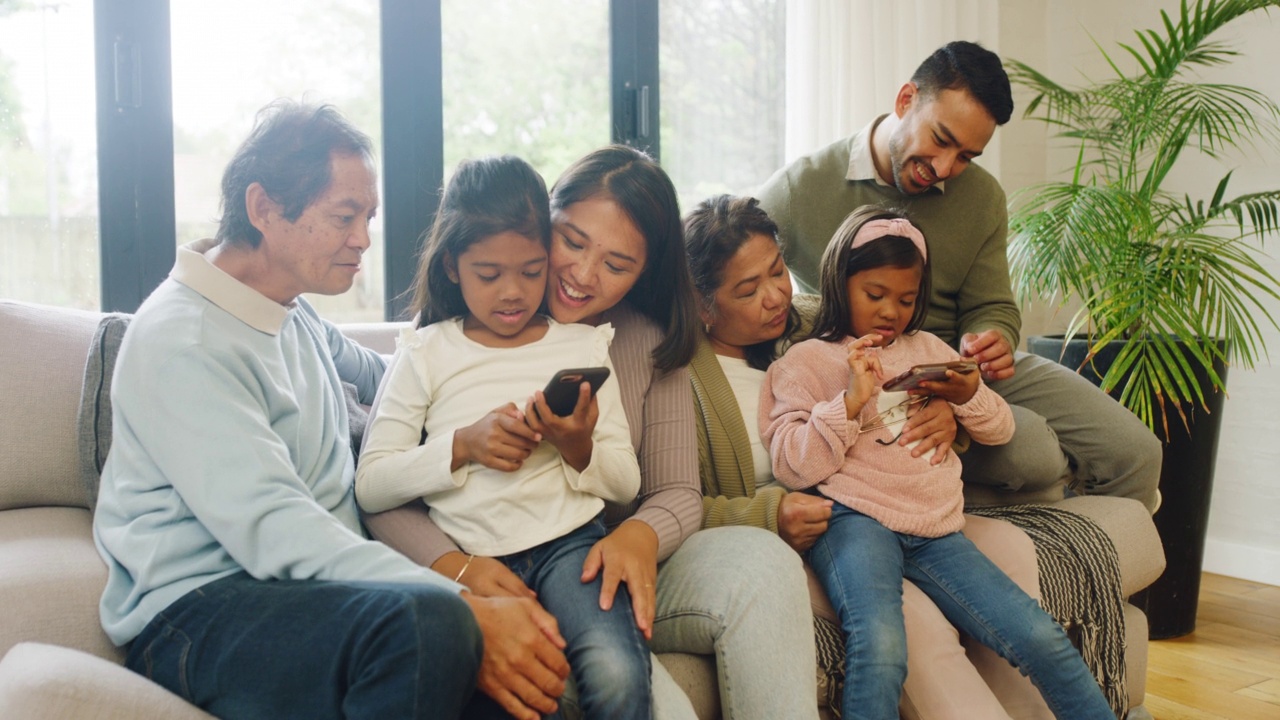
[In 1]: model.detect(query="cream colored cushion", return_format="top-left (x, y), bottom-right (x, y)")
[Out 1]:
top-left (656, 652), bottom-right (719, 720)
top-left (0, 507), bottom-right (119, 662)
top-left (0, 643), bottom-right (213, 720)
top-left (0, 301), bottom-right (102, 511)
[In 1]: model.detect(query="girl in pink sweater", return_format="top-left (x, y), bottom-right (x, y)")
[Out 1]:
top-left (760, 207), bottom-right (1114, 720)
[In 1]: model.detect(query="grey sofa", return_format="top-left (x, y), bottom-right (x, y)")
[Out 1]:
top-left (0, 299), bottom-right (1165, 718)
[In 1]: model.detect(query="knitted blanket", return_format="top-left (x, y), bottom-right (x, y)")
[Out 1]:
top-left (812, 504), bottom-right (1128, 719)
top-left (970, 504), bottom-right (1128, 718)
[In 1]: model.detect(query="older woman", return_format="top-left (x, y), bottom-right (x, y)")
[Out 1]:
top-left (684, 195), bottom-right (1053, 720)
top-left (364, 148), bottom-right (817, 720)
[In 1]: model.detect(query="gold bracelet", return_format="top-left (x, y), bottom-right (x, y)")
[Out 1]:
top-left (453, 554), bottom-right (475, 583)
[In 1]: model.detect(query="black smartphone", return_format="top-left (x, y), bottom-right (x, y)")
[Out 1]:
top-left (881, 360), bottom-right (978, 392)
top-left (541, 367), bottom-right (612, 416)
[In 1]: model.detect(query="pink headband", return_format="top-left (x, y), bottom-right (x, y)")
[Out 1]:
top-left (851, 218), bottom-right (928, 262)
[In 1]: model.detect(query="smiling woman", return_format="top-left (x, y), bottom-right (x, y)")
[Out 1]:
top-left (364, 145), bottom-right (821, 720)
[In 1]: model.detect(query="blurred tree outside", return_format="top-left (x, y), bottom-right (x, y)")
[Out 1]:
top-left (0, 0), bottom-right (100, 309)
top-left (3, 0), bottom-right (788, 313)
top-left (661, 0), bottom-right (785, 212)
top-left (442, 0), bottom-right (611, 187)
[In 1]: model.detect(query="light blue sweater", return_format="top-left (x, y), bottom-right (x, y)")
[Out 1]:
top-left (93, 242), bottom-right (462, 646)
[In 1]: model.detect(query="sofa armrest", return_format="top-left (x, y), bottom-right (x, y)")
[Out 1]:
top-left (1055, 495), bottom-right (1166, 596)
top-left (0, 642), bottom-right (213, 719)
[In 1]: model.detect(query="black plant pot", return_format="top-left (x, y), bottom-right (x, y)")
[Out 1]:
top-left (1026, 335), bottom-right (1228, 639)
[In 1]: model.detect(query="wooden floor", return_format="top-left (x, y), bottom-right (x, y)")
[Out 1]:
top-left (1144, 573), bottom-right (1280, 719)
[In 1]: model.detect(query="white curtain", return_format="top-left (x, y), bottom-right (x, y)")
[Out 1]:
top-left (783, 0), bottom-right (1002, 162)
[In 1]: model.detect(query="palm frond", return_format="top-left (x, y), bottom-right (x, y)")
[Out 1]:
top-left (1008, 0), bottom-right (1280, 434)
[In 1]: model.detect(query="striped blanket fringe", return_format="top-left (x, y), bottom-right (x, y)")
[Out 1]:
top-left (970, 504), bottom-right (1129, 719)
top-left (813, 615), bottom-right (845, 718)
top-left (809, 504), bottom-right (1128, 719)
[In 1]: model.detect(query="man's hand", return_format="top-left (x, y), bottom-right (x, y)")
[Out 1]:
top-left (776, 492), bottom-right (833, 552)
top-left (960, 330), bottom-right (1015, 382)
top-left (432, 552), bottom-right (536, 600)
top-left (452, 403), bottom-right (541, 472)
top-left (461, 592), bottom-right (569, 720)
top-left (581, 520), bottom-right (659, 640)
top-left (897, 397), bottom-right (958, 465)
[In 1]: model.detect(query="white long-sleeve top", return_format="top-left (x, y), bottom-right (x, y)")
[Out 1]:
top-left (357, 318), bottom-right (639, 556)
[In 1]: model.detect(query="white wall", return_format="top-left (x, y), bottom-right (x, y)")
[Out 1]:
top-left (998, 0), bottom-right (1280, 585)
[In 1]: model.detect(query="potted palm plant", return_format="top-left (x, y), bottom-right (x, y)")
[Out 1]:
top-left (1006, 0), bottom-right (1280, 638)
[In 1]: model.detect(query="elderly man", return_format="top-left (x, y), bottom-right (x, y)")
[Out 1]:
top-left (93, 101), bottom-right (568, 720)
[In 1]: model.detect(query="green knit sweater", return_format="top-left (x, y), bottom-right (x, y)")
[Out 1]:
top-left (691, 295), bottom-right (820, 532)
top-left (758, 118), bottom-right (1023, 350)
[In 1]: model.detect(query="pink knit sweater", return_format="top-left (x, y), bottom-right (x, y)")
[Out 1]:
top-left (760, 331), bottom-right (1013, 537)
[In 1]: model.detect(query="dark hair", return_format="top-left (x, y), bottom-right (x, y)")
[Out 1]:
top-left (551, 145), bottom-right (698, 372)
top-left (410, 155), bottom-right (551, 327)
top-left (810, 206), bottom-right (932, 342)
top-left (684, 194), bottom-right (799, 371)
top-left (217, 100), bottom-right (374, 248)
top-left (911, 41), bottom-right (1013, 125)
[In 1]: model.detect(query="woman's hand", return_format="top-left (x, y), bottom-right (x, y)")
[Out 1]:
top-left (776, 492), bottom-right (833, 552)
top-left (898, 395), bottom-right (959, 465)
top-left (453, 403), bottom-right (542, 472)
top-left (845, 334), bottom-right (884, 419)
top-left (524, 384), bottom-right (598, 472)
top-left (432, 551), bottom-right (537, 600)
top-left (580, 520), bottom-right (659, 640)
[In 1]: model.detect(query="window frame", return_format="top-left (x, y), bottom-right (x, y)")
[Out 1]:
top-left (93, 0), bottom-right (660, 318)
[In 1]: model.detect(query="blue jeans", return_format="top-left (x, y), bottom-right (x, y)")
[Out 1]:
top-left (807, 504), bottom-right (1115, 720)
top-left (499, 516), bottom-right (652, 720)
top-left (125, 572), bottom-right (504, 720)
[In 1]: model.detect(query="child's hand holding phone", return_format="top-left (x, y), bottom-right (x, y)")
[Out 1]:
top-left (883, 359), bottom-right (980, 405)
top-left (525, 368), bottom-right (609, 472)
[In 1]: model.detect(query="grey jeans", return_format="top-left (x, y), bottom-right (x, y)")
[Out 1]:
top-left (961, 352), bottom-right (1161, 512)
top-left (651, 526), bottom-right (819, 720)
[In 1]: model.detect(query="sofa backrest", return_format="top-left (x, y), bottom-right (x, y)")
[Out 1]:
top-left (0, 299), bottom-right (406, 514)
top-left (0, 301), bottom-right (104, 511)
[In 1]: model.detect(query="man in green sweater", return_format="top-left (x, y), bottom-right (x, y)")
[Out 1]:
top-left (758, 41), bottom-right (1160, 512)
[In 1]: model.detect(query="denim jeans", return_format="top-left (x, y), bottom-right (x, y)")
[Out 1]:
top-left (499, 516), bottom-right (652, 720)
top-left (808, 504), bottom-right (1115, 720)
top-left (125, 572), bottom-right (503, 720)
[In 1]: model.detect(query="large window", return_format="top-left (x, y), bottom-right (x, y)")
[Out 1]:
top-left (442, 0), bottom-right (611, 185)
top-left (14, 1), bottom-right (787, 316)
top-left (170, 0), bottom-right (384, 323)
top-left (0, 0), bottom-right (99, 309)
top-left (660, 0), bottom-right (786, 211)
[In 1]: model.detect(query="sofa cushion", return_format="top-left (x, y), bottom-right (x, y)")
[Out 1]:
top-left (0, 642), bottom-right (214, 720)
top-left (77, 314), bottom-right (132, 513)
top-left (0, 301), bottom-right (103, 511)
top-left (0, 506), bottom-right (121, 662)
top-left (656, 652), bottom-right (719, 720)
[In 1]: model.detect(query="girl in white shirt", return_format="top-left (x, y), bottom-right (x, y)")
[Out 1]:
top-left (357, 155), bottom-right (649, 719)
